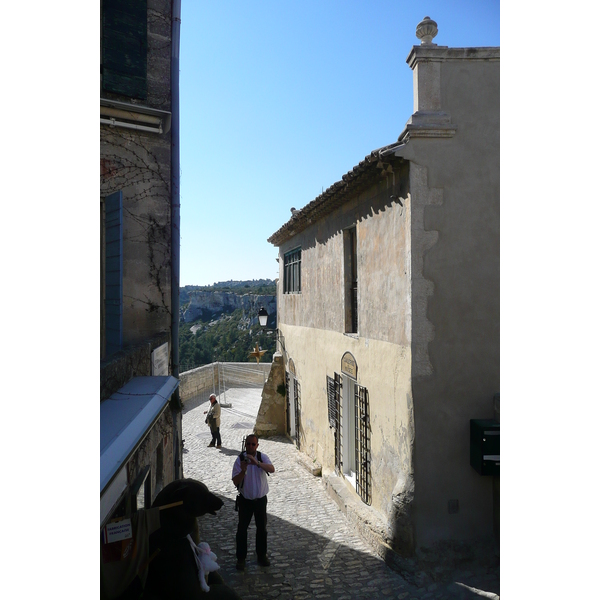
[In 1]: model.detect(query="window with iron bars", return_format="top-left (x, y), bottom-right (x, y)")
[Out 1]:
top-left (283, 247), bottom-right (301, 293)
top-left (285, 371), bottom-right (301, 448)
top-left (327, 373), bottom-right (371, 505)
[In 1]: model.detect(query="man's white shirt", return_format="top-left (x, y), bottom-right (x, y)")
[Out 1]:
top-left (232, 452), bottom-right (272, 499)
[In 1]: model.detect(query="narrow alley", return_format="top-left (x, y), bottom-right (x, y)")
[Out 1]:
top-left (182, 389), bottom-right (500, 600)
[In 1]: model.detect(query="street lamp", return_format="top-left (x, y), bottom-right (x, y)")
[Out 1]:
top-left (258, 307), bottom-right (269, 328)
top-left (257, 307), bottom-right (286, 355)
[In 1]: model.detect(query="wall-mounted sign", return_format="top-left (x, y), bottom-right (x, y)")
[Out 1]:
top-left (152, 342), bottom-right (169, 376)
top-left (103, 518), bottom-right (132, 544)
top-left (288, 358), bottom-right (296, 376)
top-left (341, 352), bottom-right (357, 379)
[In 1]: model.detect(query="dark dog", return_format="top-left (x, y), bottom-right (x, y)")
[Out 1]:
top-left (143, 479), bottom-right (241, 600)
top-left (152, 478), bottom-right (224, 542)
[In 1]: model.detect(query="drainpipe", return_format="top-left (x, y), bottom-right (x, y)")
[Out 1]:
top-left (170, 0), bottom-right (183, 479)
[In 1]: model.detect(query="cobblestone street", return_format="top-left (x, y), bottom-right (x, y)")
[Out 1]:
top-left (182, 389), bottom-right (499, 600)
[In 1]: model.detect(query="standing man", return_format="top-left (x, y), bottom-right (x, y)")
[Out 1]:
top-left (231, 434), bottom-right (275, 570)
top-left (204, 394), bottom-right (222, 448)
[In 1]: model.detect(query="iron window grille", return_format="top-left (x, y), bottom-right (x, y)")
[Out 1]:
top-left (328, 373), bottom-right (371, 505)
top-left (355, 384), bottom-right (372, 505)
top-left (286, 372), bottom-right (301, 448)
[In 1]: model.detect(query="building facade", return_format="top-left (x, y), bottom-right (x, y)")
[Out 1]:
top-left (268, 19), bottom-right (499, 557)
top-left (100, 0), bottom-right (182, 531)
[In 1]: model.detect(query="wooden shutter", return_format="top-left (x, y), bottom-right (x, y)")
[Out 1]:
top-left (102, 0), bottom-right (148, 99)
top-left (293, 378), bottom-right (301, 447)
top-left (285, 371), bottom-right (290, 434)
top-left (331, 373), bottom-right (342, 475)
top-left (326, 375), bottom-right (336, 428)
top-left (104, 191), bottom-right (123, 356)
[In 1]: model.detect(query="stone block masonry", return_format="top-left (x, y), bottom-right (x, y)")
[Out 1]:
top-left (254, 353), bottom-right (286, 437)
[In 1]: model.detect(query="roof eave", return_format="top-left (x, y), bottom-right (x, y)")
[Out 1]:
top-left (267, 142), bottom-right (406, 247)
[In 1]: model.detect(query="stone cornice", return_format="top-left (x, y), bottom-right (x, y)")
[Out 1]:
top-left (398, 110), bottom-right (457, 143)
top-left (406, 46), bottom-right (500, 69)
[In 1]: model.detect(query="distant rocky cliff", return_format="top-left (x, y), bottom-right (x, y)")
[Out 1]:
top-left (181, 291), bottom-right (276, 324)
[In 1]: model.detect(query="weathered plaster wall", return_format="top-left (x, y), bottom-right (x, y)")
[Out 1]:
top-left (273, 40), bottom-right (498, 558)
top-left (404, 56), bottom-right (500, 545)
top-left (277, 164), bottom-right (416, 549)
top-left (279, 324), bottom-right (414, 547)
top-left (278, 163), bottom-right (410, 347)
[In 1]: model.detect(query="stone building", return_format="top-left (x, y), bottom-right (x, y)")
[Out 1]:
top-left (100, 0), bottom-right (183, 531)
top-left (267, 18), bottom-right (499, 559)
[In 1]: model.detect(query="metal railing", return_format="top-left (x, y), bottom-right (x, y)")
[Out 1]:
top-left (179, 361), bottom-right (269, 408)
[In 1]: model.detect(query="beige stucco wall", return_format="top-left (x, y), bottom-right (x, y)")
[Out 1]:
top-left (279, 325), bottom-right (413, 521)
top-left (277, 164), bottom-right (415, 540)
top-left (397, 51), bottom-right (500, 545)
top-left (274, 45), bottom-right (499, 554)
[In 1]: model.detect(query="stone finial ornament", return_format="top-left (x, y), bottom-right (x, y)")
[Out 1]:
top-left (416, 16), bottom-right (438, 45)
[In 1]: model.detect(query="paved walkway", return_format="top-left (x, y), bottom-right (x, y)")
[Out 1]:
top-left (182, 389), bottom-right (499, 600)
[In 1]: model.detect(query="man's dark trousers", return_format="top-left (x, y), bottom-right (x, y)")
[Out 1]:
top-left (236, 495), bottom-right (267, 559)
top-left (210, 425), bottom-right (221, 446)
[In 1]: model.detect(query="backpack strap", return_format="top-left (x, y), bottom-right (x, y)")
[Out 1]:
top-left (237, 453), bottom-right (245, 490)
top-left (257, 451), bottom-right (269, 476)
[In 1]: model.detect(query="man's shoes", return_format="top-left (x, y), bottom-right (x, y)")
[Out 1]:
top-left (216, 444), bottom-right (222, 448)
top-left (207, 442), bottom-right (215, 447)
top-left (235, 559), bottom-right (245, 571)
top-left (257, 555), bottom-right (271, 567)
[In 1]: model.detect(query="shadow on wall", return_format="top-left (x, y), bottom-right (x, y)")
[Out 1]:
top-left (298, 164), bottom-right (409, 252)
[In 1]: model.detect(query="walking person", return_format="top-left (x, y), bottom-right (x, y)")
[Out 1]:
top-left (204, 394), bottom-right (222, 448)
top-left (231, 434), bottom-right (275, 570)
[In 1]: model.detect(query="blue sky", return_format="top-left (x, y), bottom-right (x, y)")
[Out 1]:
top-left (179, 1), bottom-right (500, 286)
